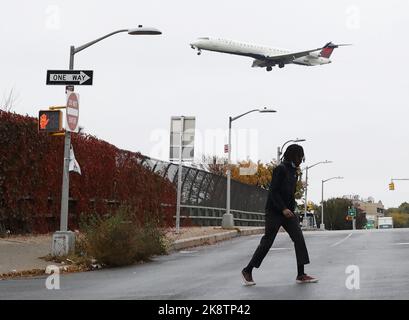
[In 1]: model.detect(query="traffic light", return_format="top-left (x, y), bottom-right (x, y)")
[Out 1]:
top-left (38, 110), bottom-right (62, 133)
top-left (389, 182), bottom-right (395, 191)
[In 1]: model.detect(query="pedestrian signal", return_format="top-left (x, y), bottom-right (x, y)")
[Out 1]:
top-left (389, 182), bottom-right (395, 191)
top-left (38, 110), bottom-right (62, 133)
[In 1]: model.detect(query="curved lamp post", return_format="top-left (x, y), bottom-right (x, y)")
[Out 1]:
top-left (276, 138), bottom-right (306, 164)
top-left (320, 176), bottom-right (343, 230)
top-left (302, 160), bottom-right (332, 227)
top-left (57, 26), bottom-right (161, 255)
top-left (222, 107), bottom-right (277, 228)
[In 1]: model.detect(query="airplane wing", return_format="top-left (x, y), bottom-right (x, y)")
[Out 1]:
top-left (264, 47), bottom-right (323, 62)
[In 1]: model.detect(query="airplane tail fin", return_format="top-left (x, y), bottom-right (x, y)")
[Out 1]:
top-left (320, 42), bottom-right (351, 58)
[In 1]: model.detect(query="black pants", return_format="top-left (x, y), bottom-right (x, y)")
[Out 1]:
top-left (248, 212), bottom-right (310, 268)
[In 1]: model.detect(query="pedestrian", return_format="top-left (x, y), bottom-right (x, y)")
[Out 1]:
top-left (241, 144), bottom-right (318, 285)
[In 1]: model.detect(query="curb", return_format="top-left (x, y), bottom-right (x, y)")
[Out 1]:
top-left (0, 264), bottom-right (73, 280)
top-left (169, 227), bottom-right (264, 251)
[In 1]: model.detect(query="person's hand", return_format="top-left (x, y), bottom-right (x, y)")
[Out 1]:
top-left (282, 208), bottom-right (295, 218)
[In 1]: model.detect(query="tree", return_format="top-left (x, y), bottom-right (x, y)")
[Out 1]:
top-left (316, 198), bottom-right (366, 230)
top-left (398, 202), bottom-right (409, 214)
top-left (198, 155), bottom-right (228, 176)
top-left (0, 88), bottom-right (19, 112)
top-left (385, 202), bottom-right (409, 215)
top-left (199, 155), bottom-right (305, 198)
top-left (231, 159), bottom-right (275, 190)
top-left (390, 212), bottom-right (409, 228)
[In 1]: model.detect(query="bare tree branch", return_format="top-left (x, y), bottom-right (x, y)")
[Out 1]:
top-left (1, 88), bottom-right (19, 112)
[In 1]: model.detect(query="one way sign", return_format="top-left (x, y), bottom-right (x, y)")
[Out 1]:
top-left (46, 70), bottom-right (93, 85)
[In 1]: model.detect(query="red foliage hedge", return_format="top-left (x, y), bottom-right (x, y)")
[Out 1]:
top-left (0, 111), bottom-right (176, 234)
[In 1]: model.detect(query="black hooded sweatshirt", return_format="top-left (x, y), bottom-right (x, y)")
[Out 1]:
top-left (265, 160), bottom-right (298, 215)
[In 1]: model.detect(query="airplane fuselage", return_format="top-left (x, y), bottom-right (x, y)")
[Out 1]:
top-left (190, 37), bottom-right (332, 69)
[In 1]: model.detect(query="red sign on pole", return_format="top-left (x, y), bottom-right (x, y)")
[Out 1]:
top-left (66, 92), bottom-right (79, 133)
top-left (224, 144), bottom-right (229, 153)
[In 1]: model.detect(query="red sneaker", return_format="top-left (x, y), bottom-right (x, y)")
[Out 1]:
top-left (296, 274), bottom-right (319, 284)
top-left (241, 269), bottom-right (256, 286)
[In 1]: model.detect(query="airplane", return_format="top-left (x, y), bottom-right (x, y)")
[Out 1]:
top-left (190, 37), bottom-right (350, 71)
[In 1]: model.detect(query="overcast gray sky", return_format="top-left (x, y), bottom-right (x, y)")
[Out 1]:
top-left (1, 0), bottom-right (408, 209)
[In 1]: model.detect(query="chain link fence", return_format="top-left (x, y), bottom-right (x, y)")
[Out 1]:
top-left (140, 156), bottom-right (268, 226)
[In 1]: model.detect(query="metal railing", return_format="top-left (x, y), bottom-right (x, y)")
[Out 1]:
top-left (143, 155), bottom-right (268, 226)
top-left (177, 205), bottom-right (265, 226)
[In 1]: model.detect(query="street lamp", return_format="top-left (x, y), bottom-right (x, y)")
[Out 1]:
top-left (56, 26), bottom-right (161, 255)
top-left (222, 107), bottom-right (277, 228)
top-left (276, 138), bottom-right (306, 164)
top-left (320, 176), bottom-right (343, 230)
top-left (302, 160), bottom-right (332, 228)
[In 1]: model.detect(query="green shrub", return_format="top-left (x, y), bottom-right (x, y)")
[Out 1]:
top-left (134, 218), bottom-right (168, 261)
top-left (80, 206), bottom-right (168, 267)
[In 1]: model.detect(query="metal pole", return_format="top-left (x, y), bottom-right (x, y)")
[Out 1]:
top-left (303, 166), bottom-right (309, 227)
top-left (222, 117), bottom-right (234, 228)
top-left (320, 180), bottom-right (325, 230)
top-left (277, 146), bottom-right (281, 164)
top-left (352, 217), bottom-right (356, 230)
top-left (176, 116), bottom-right (184, 233)
top-left (59, 45), bottom-right (74, 231)
top-left (227, 117), bottom-right (231, 216)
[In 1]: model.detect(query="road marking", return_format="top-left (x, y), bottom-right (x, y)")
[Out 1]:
top-left (394, 242), bottom-right (409, 245)
top-left (269, 248), bottom-right (290, 251)
top-left (330, 233), bottom-right (353, 247)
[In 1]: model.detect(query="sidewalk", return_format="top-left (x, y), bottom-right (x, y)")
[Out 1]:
top-left (0, 235), bottom-right (55, 275)
top-left (0, 226), bottom-right (264, 278)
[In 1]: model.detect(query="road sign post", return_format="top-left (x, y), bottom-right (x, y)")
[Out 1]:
top-left (170, 116), bottom-right (195, 234)
top-left (51, 48), bottom-right (78, 257)
top-left (348, 207), bottom-right (357, 230)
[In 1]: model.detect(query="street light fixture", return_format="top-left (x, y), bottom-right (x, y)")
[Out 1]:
top-left (302, 160), bottom-right (332, 228)
top-left (222, 107), bottom-right (277, 228)
top-left (320, 176), bottom-right (344, 230)
top-left (276, 138), bottom-right (306, 164)
top-left (55, 26), bottom-right (161, 255)
top-left (128, 26), bottom-right (162, 35)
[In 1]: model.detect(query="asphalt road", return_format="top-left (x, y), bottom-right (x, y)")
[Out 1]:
top-left (1, 228), bottom-right (409, 300)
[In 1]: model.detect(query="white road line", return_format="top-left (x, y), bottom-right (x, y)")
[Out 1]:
top-left (394, 242), bottom-right (409, 245)
top-left (330, 233), bottom-right (353, 247)
top-left (269, 248), bottom-right (290, 251)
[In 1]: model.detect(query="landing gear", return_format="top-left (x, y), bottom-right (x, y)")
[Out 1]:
top-left (197, 50), bottom-right (202, 55)
top-left (266, 66), bottom-right (272, 72)
top-left (278, 63), bottom-right (285, 68)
